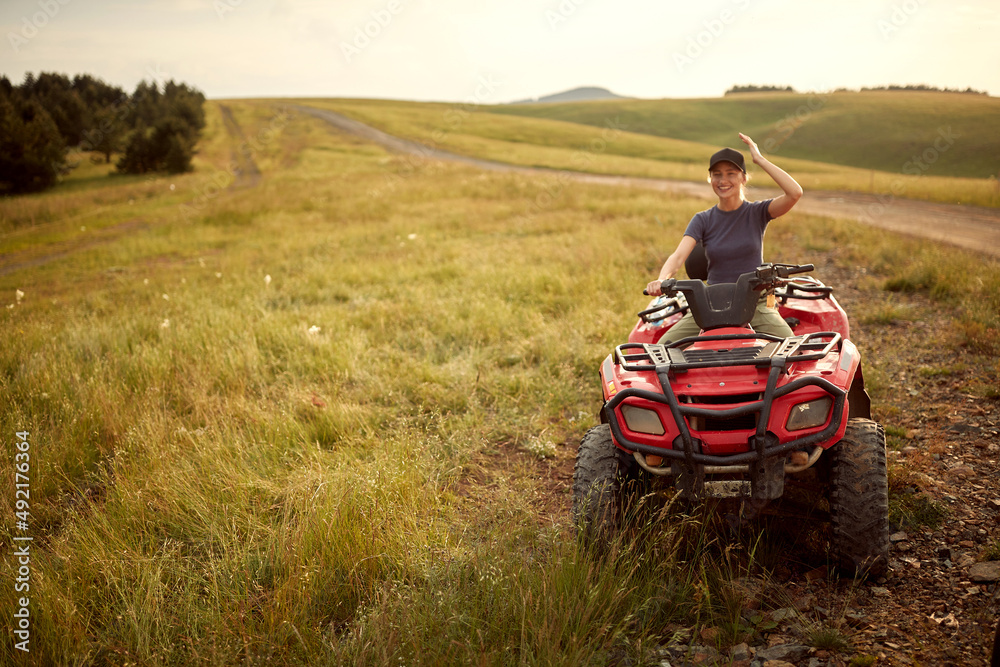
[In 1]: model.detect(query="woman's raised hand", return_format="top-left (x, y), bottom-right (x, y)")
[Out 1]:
top-left (738, 132), bottom-right (762, 163)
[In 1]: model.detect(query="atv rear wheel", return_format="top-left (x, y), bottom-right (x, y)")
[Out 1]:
top-left (829, 418), bottom-right (890, 577)
top-left (572, 424), bottom-right (639, 543)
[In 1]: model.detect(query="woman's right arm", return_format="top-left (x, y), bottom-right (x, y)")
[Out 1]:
top-left (646, 235), bottom-right (697, 295)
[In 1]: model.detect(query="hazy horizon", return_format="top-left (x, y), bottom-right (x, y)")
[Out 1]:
top-left (2, 0), bottom-right (998, 104)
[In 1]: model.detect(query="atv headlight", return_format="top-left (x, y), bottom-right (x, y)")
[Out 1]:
top-left (621, 405), bottom-right (665, 435)
top-left (786, 397), bottom-right (833, 432)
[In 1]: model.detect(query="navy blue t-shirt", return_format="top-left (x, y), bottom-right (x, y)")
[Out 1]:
top-left (683, 199), bottom-right (774, 284)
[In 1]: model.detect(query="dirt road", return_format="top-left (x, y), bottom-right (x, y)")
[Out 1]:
top-left (296, 105), bottom-right (1000, 258)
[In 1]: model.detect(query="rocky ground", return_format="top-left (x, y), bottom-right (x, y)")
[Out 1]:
top-left (536, 261), bottom-right (1000, 666)
top-left (629, 364), bottom-right (1000, 667)
top-left (784, 264), bottom-right (1000, 667)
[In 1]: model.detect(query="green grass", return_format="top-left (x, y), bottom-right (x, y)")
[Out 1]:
top-left (287, 94), bottom-right (1000, 208)
top-left (492, 90), bottom-right (1000, 179)
top-left (0, 101), bottom-right (738, 664)
top-left (887, 465), bottom-right (950, 531)
top-left (806, 626), bottom-right (852, 652)
top-left (858, 301), bottom-right (918, 326)
top-left (1, 99), bottom-right (999, 664)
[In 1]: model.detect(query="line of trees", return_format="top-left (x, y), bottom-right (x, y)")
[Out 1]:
top-left (724, 83), bottom-right (988, 97)
top-left (857, 84), bottom-right (987, 95)
top-left (725, 85), bottom-right (796, 95)
top-left (0, 72), bottom-right (205, 194)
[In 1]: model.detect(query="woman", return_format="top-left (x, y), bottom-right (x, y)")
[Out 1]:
top-left (646, 133), bottom-right (803, 342)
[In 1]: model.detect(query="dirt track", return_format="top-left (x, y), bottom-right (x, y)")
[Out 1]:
top-left (296, 105), bottom-right (1000, 258)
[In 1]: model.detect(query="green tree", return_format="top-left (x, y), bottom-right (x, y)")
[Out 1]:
top-left (81, 105), bottom-right (126, 163)
top-left (0, 94), bottom-right (67, 193)
top-left (21, 72), bottom-right (88, 145)
top-left (72, 74), bottom-right (130, 163)
top-left (116, 79), bottom-right (205, 175)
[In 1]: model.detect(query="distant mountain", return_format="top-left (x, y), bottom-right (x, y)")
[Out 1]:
top-left (508, 86), bottom-right (630, 105)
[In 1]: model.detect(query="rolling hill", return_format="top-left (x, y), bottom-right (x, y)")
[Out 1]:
top-left (490, 91), bottom-right (1000, 179)
top-left (294, 96), bottom-right (999, 208)
top-left (506, 86), bottom-right (631, 105)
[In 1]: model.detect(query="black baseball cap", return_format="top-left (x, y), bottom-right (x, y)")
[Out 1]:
top-left (709, 147), bottom-right (746, 173)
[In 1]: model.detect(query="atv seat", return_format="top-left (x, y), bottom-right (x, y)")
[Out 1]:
top-left (672, 272), bottom-right (761, 331)
top-left (685, 241), bottom-right (708, 281)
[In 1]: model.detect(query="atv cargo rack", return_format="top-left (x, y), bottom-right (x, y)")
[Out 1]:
top-left (616, 331), bottom-right (840, 372)
top-left (603, 331), bottom-right (846, 468)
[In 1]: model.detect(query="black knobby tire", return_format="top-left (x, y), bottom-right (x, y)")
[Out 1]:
top-left (572, 424), bottom-right (636, 542)
top-left (829, 418), bottom-right (890, 577)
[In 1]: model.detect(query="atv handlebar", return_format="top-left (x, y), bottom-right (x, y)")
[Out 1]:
top-left (755, 263), bottom-right (814, 283)
top-left (644, 264), bottom-right (814, 296)
top-left (777, 263), bottom-right (814, 278)
top-left (643, 278), bottom-right (676, 297)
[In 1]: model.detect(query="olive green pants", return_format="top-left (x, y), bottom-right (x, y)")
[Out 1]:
top-left (658, 298), bottom-right (793, 344)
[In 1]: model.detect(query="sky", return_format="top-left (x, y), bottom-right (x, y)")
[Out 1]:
top-left (2, 0), bottom-right (998, 103)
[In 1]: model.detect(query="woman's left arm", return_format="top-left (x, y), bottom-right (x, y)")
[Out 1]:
top-left (739, 133), bottom-right (803, 219)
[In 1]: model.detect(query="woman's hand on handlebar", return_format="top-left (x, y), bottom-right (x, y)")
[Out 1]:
top-left (645, 278), bottom-right (677, 296)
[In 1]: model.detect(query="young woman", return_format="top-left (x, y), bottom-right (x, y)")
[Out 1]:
top-left (646, 133), bottom-right (803, 342)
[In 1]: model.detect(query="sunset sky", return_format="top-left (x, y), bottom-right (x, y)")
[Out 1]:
top-left (2, 0), bottom-right (998, 102)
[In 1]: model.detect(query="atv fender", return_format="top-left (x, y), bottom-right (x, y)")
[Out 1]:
top-left (848, 365), bottom-right (872, 420)
top-left (837, 339), bottom-right (872, 420)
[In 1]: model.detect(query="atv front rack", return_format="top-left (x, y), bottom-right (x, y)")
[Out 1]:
top-left (603, 331), bottom-right (846, 468)
top-left (615, 331), bottom-right (841, 373)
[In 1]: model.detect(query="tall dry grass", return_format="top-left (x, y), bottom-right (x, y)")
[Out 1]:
top-left (1, 99), bottom-right (997, 664)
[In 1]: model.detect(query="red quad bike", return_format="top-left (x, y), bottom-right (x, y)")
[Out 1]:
top-left (573, 257), bottom-right (890, 577)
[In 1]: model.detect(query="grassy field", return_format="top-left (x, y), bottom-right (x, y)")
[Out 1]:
top-left (293, 95), bottom-right (1000, 209)
top-left (1, 100), bottom-right (998, 664)
top-left (492, 91), bottom-right (1000, 179)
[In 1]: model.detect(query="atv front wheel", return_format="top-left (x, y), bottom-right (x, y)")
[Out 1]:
top-left (829, 418), bottom-right (890, 577)
top-left (572, 424), bottom-right (643, 544)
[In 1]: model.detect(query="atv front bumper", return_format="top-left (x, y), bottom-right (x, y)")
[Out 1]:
top-left (602, 332), bottom-right (848, 469)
